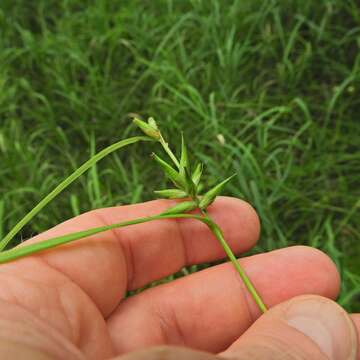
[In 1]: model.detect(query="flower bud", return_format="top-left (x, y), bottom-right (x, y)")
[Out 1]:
top-left (133, 118), bottom-right (160, 140)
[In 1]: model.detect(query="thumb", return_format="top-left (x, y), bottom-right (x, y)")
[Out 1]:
top-left (221, 295), bottom-right (358, 360)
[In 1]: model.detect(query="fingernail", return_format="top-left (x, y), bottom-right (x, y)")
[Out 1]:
top-left (286, 296), bottom-right (357, 359)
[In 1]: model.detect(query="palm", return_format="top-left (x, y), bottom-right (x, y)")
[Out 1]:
top-left (0, 198), bottom-right (339, 359)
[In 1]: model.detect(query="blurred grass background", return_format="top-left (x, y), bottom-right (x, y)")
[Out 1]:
top-left (0, 0), bottom-right (359, 311)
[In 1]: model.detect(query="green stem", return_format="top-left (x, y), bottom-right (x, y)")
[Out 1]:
top-left (0, 213), bottom-right (207, 264)
top-left (207, 221), bottom-right (267, 313)
top-left (0, 136), bottom-right (152, 251)
top-left (159, 135), bottom-right (180, 169)
top-left (201, 209), bottom-right (267, 313)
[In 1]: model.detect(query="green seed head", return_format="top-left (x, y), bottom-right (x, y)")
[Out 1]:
top-left (133, 118), bottom-right (160, 140)
top-left (160, 200), bottom-right (197, 215)
top-left (184, 167), bottom-right (197, 198)
top-left (191, 163), bottom-right (203, 187)
top-left (199, 174), bottom-right (236, 209)
top-left (154, 189), bottom-right (188, 199)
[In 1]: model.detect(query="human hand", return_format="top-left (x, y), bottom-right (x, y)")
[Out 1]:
top-left (0, 197), bottom-right (358, 359)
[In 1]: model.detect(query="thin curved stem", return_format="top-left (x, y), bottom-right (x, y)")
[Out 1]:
top-left (201, 209), bottom-right (267, 313)
top-left (0, 136), bottom-right (153, 251)
top-left (207, 221), bottom-right (267, 313)
top-left (159, 135), bottom-right (180, 168)
top-left (0, 213), bottom-right (207, 264)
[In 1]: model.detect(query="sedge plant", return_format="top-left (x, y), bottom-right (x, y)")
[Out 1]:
top-left (0, 118), bottom-right (267, 313)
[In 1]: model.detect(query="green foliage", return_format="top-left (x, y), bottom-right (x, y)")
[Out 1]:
top-left (0, 0), bottom-right (359, 311)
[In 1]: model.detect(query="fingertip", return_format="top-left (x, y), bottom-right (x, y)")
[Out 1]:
top-left (289, 246), bottom-right (341, 300)
top-left (245, 246), bottom-right (341, 311)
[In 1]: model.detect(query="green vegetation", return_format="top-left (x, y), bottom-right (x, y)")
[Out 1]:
top-left (0, 0), bottom-right (359, 311)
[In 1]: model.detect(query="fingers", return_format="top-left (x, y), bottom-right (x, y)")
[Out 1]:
top-left (5, 197), bottom-right (259, 317)
top-left (221, 295), bottom-right (358, 360)
top-left (107, 246), bottom-right (340, 355)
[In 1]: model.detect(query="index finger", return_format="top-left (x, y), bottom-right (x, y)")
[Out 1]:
top-left (1, 197), bottom-right (259, 317)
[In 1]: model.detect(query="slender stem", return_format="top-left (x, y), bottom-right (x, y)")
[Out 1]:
top-left (208, 221), bottom-right (267, 313)
top-left (0, 213), bottom-right (208, 264)
top-left (201, 209), bottom-right (267, 313)
top-left (0, 136), bottom-right (153, 251)
top-left (159, 135), bottom-right (180, 169)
